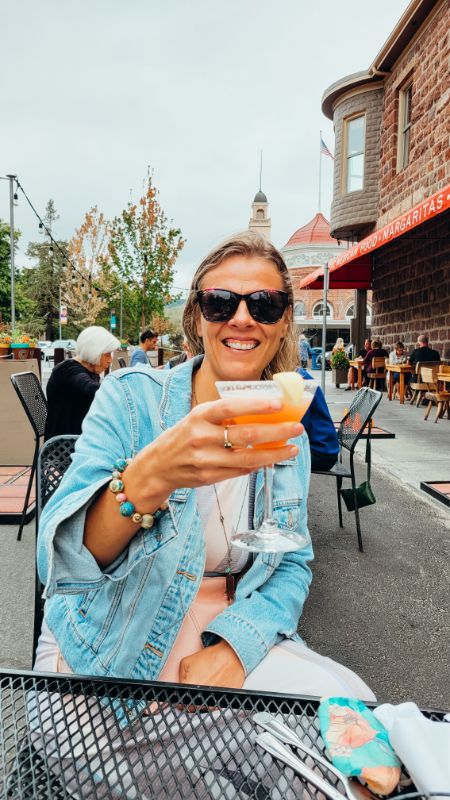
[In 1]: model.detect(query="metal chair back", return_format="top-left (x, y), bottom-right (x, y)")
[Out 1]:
top-left (37, 435), bottom-right (78, 516)
top-left (118, 356), bottom-right (127, 369)
top-left (338, 387), bottom-right (382, 454)
top-left (33, 435), bottom-right (78, 659)
top-left (10, 371), bottom-right (47, 439)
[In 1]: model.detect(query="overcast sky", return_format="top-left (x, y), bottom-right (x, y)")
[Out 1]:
top-left (1, 0), bottom-right (410, 290)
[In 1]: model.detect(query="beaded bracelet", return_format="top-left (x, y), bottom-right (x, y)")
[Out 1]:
top-left (109, 458), bottom-right (169, 529)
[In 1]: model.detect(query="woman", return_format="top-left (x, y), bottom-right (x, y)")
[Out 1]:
top-left (332, 337), bottom-right (345, 355)
top-left (35, 233), bottom-right (374, 794)
top-left (346, 338), bottom-right (372, 391)
top-left (388, 341), bottom-right (409, 397)
top-left (44, 326), bottom-right (120, 440)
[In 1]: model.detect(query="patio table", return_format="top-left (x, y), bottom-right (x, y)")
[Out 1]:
top-left (385, 363), bottom-right (414, 404)
top-left (1, 668), bottom-right (445, 799)
top-left (348, 358), bottom-right (364, 389)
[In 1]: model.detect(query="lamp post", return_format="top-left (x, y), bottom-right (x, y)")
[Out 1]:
top-left (321, 261), bottom-right (329, 395)
top-left (6, 174), bottom-right (17, 333)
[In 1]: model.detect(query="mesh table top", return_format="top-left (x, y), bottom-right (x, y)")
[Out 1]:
top-left (1, 669), bottom-right (445, 799)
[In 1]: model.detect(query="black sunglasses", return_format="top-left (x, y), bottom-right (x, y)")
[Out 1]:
top-left (196, 288), bottom-right (290, 324)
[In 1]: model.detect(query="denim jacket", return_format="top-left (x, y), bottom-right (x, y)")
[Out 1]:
top-left (37, 356), bottom-right (313, 682)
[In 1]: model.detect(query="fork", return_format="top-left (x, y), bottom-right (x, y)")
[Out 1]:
top-left (254, 711), bottom-right (375, 800)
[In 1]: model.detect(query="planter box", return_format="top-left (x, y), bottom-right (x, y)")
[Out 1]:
top-left (332, 368), bottom-right (348, 388)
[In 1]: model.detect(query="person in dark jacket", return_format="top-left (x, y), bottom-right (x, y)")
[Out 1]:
top-left (362, 339), bottom-right (389, 387)
top-left (408, 334), bottom-right (440, 368)
top-left (44, 326), bottom-right (120, 440)
top-left (297, 367), bottom-right (339, 471)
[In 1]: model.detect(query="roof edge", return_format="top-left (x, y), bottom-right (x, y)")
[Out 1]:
top-left (321, 0), bottom-right (440, 120)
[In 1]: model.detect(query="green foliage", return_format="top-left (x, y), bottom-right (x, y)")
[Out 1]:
top-left (330, 350), bottom-right (350, 370)
top-left (0, 220), bottom-right (32, 326)
top-left (109, 174), bottom-right (185, 330)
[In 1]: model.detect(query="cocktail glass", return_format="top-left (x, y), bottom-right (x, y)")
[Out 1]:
top-left (215, 379), bottom-right (317, 552)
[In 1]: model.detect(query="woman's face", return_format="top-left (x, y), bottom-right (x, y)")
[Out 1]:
top-left (196, 255), bottom-right (289, 383)
top-left (94, 351), bottom-right (113, 374)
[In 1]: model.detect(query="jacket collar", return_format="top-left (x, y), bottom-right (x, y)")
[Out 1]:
top-left (159, 355), bottom-right (203, 430)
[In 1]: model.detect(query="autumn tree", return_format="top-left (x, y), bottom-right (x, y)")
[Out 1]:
top-left (109, 174), bottom-right (185, 331)
top-left (63, 207), bottom-right (114, 331)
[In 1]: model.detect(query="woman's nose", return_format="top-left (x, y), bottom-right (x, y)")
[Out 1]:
top-left (230, 299), bottom-right (254, 325)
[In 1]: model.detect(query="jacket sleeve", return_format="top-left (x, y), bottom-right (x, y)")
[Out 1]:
top-left (202, 434), bottom-right (314, 675)
top-left (37, 374), bottom-right (167, 598)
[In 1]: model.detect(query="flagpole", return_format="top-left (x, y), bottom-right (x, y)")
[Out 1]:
top-left (318, 130), bottom-right (322, 212)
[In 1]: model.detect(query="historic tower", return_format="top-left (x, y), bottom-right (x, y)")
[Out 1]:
top-left (248, 189), bottom-right (271, 241)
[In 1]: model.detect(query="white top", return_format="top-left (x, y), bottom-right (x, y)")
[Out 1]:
top-left (196, 476), bottom-right (250, 573)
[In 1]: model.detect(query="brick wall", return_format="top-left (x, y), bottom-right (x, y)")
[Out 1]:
top-left (330, 86), bottom-right (383, 240)
top-left (377, 0), bottom-right (450, 226)
top-left (371, 212), bottom-right (450, 359)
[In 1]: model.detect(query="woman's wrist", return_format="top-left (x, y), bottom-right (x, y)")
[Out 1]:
top-left (120, 450), bottom-right (172, 515)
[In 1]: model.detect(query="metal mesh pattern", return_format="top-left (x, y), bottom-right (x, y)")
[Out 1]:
top-left (37, 436), bottom-right (78, 515)
top-left (338, 388), bottom-right (382, 452)
top-left (10, 372), bottom-right (48, 439)
top-left (2, 670), bottom-right (444, 800)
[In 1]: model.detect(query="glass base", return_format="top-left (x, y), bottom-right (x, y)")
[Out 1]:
top-left (231, 519), bottom-right (308, 553)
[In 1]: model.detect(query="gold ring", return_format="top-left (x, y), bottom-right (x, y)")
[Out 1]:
top-left (223, 425), bottom-right (233, 449)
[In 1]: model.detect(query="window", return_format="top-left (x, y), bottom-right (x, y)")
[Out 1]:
top-left (366, 305), bottom-right (372, 324)
top-left (256, 208), bottom-right (264, 219)
top-left (345, 304), bottom-right (355, 319)
top-left (312, 302), bottom-right (332, 319)
top-left (294, 301), bottom-right (306, 319)
top-left (398, 83), bottom-right (412, 170)
top-left (344, 115), bottom-right (365, 193)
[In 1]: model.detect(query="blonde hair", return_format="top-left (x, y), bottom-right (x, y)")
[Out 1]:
top-left (183, 232), bottom-right (298, 379)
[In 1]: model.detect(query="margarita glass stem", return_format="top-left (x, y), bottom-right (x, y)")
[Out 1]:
top-left (261, 465), bottom-right (278, 535)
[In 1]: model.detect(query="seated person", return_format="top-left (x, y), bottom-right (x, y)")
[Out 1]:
top-left (408, 334), bottom-right (440, 368)
top-left (297, 367), bottom-right (339, 471)
top-left (44, 326), bottom-right (120, 440)
top-left (346, 338), bottom-right (372, 391)
top-left (362, 339), bottom-right (389, 386)
top-left (130, 329), bottom-right (158, 366)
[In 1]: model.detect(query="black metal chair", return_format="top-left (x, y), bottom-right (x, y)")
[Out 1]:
top-left (10, 372), bottom-right (48, 541)
top-left (312, 387), bottom-right (382, 552)
top-left (33, 435), bottom-right (78, 659)
top-left (117, 356), bottom-right (127, 369)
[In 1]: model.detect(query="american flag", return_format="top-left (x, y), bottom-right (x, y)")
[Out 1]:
top-left (320, 136), bottom-right (334, 160)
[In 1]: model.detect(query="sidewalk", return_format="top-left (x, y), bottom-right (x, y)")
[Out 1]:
top-left (318, 370), bottom-right (450, 505)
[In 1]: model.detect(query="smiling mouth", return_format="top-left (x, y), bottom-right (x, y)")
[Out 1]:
top-left (223, 339), bottom-right (259, 351)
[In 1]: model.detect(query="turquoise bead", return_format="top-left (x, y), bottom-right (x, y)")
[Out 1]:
top-left (120, 501), bottom-right (135, 517)
top-left (114, 458), bottom-right (128, 472)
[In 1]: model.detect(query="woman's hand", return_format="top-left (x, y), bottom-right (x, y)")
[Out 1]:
top-left (128, 395), bottom-right (303, 509)
top-left (179, 640), bottom-right (245, 689)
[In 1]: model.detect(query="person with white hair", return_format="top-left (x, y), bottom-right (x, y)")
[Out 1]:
top-left (44, 326), bottom-right (120, 440)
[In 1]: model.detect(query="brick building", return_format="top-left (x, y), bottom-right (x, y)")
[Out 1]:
top-left (300, 0), bottom-right (450, 359)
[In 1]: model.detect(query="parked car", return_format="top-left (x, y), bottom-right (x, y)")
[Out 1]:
top-left (42, 339), bottom-right (77, 363)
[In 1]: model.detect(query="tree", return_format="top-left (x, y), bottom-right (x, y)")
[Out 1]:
top-left (23, 200), bottom-right (67, 340)
top-left (109, 174), bottom-right (185, 331)
top-left (0, 220), bottom-right (32, 326)
top-left (63, 207), bottom-right (113, 331)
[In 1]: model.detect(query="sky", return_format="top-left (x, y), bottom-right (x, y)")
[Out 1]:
top-left (1, 0), bottom-right (410, 291)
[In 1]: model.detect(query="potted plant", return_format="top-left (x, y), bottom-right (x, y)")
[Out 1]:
top-left (11, 332), bottom-right (37, 360)
top-left (0, 330), bottom-right (12, 354)
top-left (330, 350), bottom-right (350, 388)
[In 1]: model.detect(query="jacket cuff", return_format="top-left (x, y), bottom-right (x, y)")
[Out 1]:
top-left (202, 610), bottom-right (272, 676)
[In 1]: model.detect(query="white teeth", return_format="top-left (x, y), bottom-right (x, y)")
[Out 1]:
top-left (224, 340), bottom-right (258, 350)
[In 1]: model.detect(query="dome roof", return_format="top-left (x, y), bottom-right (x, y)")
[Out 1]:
top-left (284, 212), bottom-right (337, 246)
top-left (253, 190), bottom-right (268, 203)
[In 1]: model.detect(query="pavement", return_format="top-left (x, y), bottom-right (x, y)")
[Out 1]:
top-left (0, 370), bottom-right (449, 711)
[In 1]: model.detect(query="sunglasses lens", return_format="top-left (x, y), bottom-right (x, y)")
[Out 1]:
top-left (198, 290), bottom-right (238, 321)
top-left (248, 291), bottom-right (288, 323)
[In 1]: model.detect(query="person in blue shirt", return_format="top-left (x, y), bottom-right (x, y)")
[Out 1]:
top-left (130, 329), bottom-right (158, 367)
top-left (298, 334), bottom-right (313, 368)
top-left (297, 367), bottom-right (339, 471)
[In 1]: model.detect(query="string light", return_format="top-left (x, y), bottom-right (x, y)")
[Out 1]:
top-left (14, 177), bottom-right (103, 296)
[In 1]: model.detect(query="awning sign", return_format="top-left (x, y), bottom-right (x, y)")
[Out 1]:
top-left (332, 184), bottom-right (450, 270)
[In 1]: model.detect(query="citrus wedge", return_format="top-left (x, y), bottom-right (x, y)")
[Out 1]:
top-left (273, 371), bottom-right (305, 406)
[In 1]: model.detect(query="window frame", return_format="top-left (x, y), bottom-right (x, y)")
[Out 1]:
top-left (397, 81), bottom-right (413, 172)
top-left (294, 300), bottom-right (306, 319)
top-left (342, 113), bottom-right (366, 195)
top-left (312, 302), bottom-right (333, 319)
